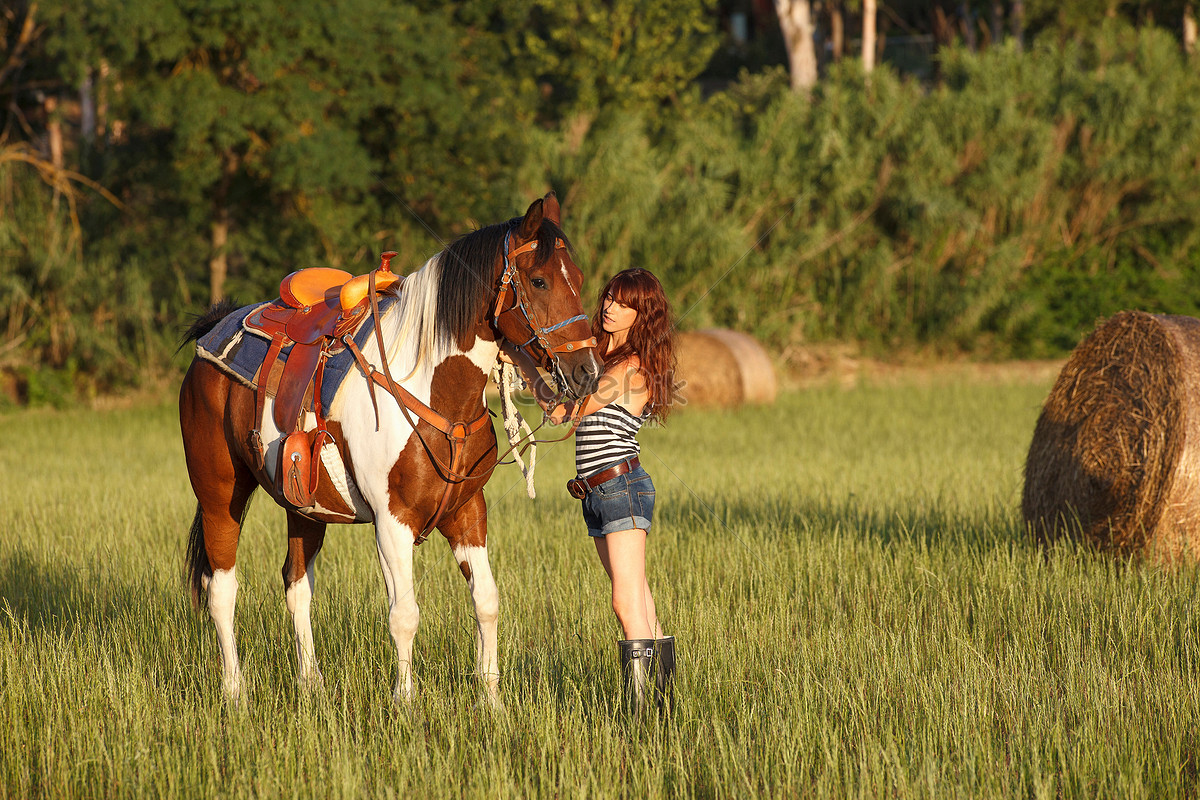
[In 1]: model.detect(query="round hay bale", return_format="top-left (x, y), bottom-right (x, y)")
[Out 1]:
top-left (675, 329), bottom-right (777, 408)
top-left (1022, 311), bottom-right (1200, 562)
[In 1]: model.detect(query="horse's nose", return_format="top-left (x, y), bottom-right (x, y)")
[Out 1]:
top-left (572, 355), bottom-right (602, 397)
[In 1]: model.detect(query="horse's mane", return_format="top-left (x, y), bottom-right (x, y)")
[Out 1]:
top-left (375, 216), bottom-right (572, 377)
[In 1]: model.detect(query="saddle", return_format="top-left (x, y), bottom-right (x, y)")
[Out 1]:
top-left (245, 252), bottom-right (401, 508)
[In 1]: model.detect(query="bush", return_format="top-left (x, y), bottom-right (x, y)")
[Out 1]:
top-left (524, 21), bottom-right (1200, 363)
top-left (0, 146), bottom-right (179, 397)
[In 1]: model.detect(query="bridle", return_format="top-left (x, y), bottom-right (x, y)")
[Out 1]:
top-left (491, 229), bottom-right (597, 390)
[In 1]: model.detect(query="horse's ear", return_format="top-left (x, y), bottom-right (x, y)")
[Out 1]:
top-left (542, 191), bottom-right (561, 226)
top-left (517, 197), bottom-right (544, 241)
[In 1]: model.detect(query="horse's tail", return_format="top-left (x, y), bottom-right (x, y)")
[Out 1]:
top-left (175, 298), bottom-right (241, 354)
top-left (185, 504), bottom-right (210, 609)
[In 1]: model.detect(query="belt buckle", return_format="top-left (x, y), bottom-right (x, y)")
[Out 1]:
top-left (566, 478), bottom-right (588, 500)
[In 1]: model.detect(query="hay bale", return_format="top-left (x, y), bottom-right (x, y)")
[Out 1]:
top-left (676, 329), bottom-right (777, 408)
top-left (1022, 311), bottom-right (1200, 561)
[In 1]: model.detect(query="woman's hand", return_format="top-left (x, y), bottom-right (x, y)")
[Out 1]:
top-left (546, 403), bottom-right (571, 425)
top-left (497, 341), bottom-right (525, 366)
top-left (499, 341), bottom-right (565, 412)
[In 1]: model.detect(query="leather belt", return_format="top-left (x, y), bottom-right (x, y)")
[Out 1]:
top-left (566, 456), bottom-right (640, 499)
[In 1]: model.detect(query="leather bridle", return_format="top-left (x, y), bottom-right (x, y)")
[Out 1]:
top-left (491, 229), bottom-right (597, 389)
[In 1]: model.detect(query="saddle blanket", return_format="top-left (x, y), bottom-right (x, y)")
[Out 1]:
top-left (194, 295), bottom-right (399, 412)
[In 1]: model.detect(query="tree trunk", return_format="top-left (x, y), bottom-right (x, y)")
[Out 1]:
top-left (1186, 4), bottom-right (1198, 57)
top-left (45, 94), bottom-right (63, 215)
top-left (862, 0), bottom-right (877, 74)
top-left (209, 159), bottom-right (237, 304)
top-left (44, 96), bottom-right (63, 170)
top-left (933, 6), bottom-right (954, 47)
top-left (81, 71), bottom-right (96, 147)
top-left (960, 3), bottom-right (978, 51)
top-left (990, 2), bottom-right (1005, 46)
top-left (1010, 0), bottom-right (1025, 50)
top-left (775, 0), bottom-right (819, 92)
top-left (98, 60), bottom-right (110, 140)
top-left (209, 209), bottom-right (229, 305)
top-left (830, 2), bottom-right (844, 62)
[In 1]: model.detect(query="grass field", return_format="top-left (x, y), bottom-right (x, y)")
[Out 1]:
top-left (3, 375), bottom-right (1200, 799)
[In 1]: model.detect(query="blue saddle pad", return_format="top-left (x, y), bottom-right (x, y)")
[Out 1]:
top-left (195, 295), bottom-right (399, 413)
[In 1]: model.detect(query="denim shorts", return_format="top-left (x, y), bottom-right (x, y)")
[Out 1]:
top-left (581, 464), bottom-right (655, 538)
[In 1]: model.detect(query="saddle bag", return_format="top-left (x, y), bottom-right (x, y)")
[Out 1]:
top-left (278, 430), bottom-right (323, 508)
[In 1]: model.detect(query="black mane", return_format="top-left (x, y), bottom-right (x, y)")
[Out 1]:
top-left (436, 216), bottom-right (572, 346)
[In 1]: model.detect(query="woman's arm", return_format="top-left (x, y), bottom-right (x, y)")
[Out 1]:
top-left (498, 345), bottom-right (648, 423)
top-left (553, 358), bottom-right (647, 422)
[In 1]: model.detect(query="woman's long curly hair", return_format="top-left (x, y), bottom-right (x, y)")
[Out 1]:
top-left (591, 268), bottom-right (677, 421)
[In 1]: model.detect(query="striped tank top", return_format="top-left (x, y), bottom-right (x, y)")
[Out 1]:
top-left (574, 405), bottom-right (648, 477)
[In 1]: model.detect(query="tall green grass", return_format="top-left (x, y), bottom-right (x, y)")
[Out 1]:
top-left (2, 377), bottom-right (1199, 798)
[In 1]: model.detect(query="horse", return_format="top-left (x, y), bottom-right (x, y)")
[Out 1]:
top-left (178, 193), bottom-right (601, 705)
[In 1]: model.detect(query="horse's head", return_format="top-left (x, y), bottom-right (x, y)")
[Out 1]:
top-left (492, 193), bottom-right (602, 400)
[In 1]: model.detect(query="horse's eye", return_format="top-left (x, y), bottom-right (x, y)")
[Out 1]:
top-left (531, 278), bottom-right (547, 290)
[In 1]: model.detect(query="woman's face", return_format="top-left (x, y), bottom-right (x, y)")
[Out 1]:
top-left (601, 294), bottom-right (637, 336)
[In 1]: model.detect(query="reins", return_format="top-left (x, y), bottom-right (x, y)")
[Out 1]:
top-left (494, 392), bottom-right (585, 464)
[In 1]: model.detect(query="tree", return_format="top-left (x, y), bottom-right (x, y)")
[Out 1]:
top-left (862, 0), bottom-right (877, 73)
top-left (42, 0), bottom-right (534, 303)
top-left (514, 0), bottom-right (719, 123)
top-left (1186, 3), bottom-right (1197, 54)
top-left (774, 0), bottom-right (819, 92)
top-left (828, 1), bottom-right (846, 62)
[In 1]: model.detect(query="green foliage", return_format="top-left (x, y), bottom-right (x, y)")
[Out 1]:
top-left (521, 20), bottom-right (1200, 361)
top-left (513, 0), bottom-right (720, 122)
top-left (42, 0), bottom-right (537, 302)
top-left (8, 6), bottom-right (1200, 402)
top-left (0, 146), bottom-right (173, 397)
top-left (1024, 0), bottom-right (1192, 35)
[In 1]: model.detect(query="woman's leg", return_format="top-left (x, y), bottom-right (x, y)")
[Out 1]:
top-left (593, 528), bottom-right (653, 640)
top-left (594, 533), bottom-right (665, 638)
top-left (642, 579), bottom-right (664, 639)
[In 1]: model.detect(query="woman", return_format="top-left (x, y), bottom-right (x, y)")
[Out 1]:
top-left (503, 268), bottom-right (677, 711)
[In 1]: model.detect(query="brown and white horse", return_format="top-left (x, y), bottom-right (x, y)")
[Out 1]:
top-left (178, 194), bottom-right (600, 705)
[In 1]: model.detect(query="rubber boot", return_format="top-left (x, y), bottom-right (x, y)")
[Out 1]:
top-left (654, 636), bottom-right (676, 711)
top-left (617, 638), bottom-right (656, 714)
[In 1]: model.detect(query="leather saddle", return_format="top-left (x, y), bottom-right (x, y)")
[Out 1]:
top-left (243, 253), bottom-right (401, 509)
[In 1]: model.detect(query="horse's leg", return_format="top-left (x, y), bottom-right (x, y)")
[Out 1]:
top-left (283, 510), bottom-right (327, 690)
top-left (439, 492), bottom-right (501, 707)
top-left (180, 361), bottom-right (258, 704)
top-left (375, 512), bottom-right (420, 704)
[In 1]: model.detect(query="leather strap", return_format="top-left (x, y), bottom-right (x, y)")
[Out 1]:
top-left (494, 399), bottom-right (584, 467)
top-left (492, 233), bottom-right (598, 364)
top-left (343, 335), bottom-right (492, 544)
top-left (248, 332), bottom-right (286, 471)
top-left (369, 268), bottom-right (399, 427)
top-left (582, 456), bottom-right (640, 489)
